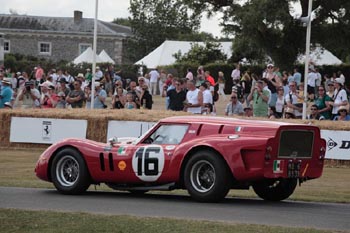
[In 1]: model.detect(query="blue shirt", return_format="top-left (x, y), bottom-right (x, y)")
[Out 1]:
top-left (293, 72), bottom-right (302, 86)
top-left (93, 89), bottom-right (107, 109)
top-left (0, 85), bottom-right (13, 108)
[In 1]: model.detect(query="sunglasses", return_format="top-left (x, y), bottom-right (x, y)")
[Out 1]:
top-left (231, 96), bottom-right (237, 99)
top-left (339, 110), bottom-right (347, 113)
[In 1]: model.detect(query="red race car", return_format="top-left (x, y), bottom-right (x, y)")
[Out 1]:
top-left (35, 116), bottom-right (326, 202)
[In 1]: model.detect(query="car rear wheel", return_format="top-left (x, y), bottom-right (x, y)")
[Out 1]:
top-left (252, 178), bottom-right (297, 201)
top-left (184, 150), bottom-right (231, 202)
top-left (51, 148), bottom-right (90, 194)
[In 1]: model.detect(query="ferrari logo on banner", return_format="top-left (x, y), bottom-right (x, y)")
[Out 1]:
top-left (273, 160), bottom-right (284, 173)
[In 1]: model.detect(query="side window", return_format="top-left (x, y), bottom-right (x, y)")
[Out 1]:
top-left (145, 125), bottom-right (188, 145)
top-left (4, 40), bottom-right (10, 53)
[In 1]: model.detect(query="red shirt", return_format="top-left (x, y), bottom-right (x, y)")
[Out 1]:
top-left (206, 75), bottom-right (215, 86)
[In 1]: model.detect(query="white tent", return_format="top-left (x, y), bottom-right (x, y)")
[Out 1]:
top-left (72, 47), bottom-right (104, 64)
top-left (135, 40), bottom-right (232, 68)
top-left (298, 47), bottom-right (342, 65)
top-left (99, 50), bottom-right (115, 64)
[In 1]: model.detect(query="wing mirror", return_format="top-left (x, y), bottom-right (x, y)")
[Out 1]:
top-left (108, 137), bottom-right (118, 146)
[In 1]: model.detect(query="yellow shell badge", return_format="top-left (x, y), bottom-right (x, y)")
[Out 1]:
top-left (118, 161), bottom-right (127, 171)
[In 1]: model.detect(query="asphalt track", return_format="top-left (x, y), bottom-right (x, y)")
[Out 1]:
top-left (0, 187), bottom-right (349, 231)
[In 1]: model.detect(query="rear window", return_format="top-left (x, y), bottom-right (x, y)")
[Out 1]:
top-left (278, 130), bottom-right (314, 158)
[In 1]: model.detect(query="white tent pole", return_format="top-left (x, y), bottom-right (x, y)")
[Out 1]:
top-left (302, 0), bottom-right (313, 120)
top-left (91, 0), bottom-right (98, 109)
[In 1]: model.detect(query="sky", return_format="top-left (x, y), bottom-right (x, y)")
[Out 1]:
top-left (0, 0), bottom-right (223, 37)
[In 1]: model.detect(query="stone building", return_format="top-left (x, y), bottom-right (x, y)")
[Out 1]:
top-left (0, 11), bottom-right (132, 64)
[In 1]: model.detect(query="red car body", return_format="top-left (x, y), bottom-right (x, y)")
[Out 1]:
top-left (35, 116), bottom-right (326, 202)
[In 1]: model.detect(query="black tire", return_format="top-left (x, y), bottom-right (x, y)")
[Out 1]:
top-left (252, 178), bottom-right (297, 201)
top-left (184, 150), bottom-right (231, 202)
top-left (128, 190), bottom-right (149, 195)
top-left (51, 148), bottom-right (90, 194)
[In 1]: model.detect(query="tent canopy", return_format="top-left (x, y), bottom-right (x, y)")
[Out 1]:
top-left (99, 50), bottom-right (115, 64)
top-left (297, 47), bottom-right (342, 65)
top-left (72, 47), bottom-right (116, 64)
top-left (135, 40), bottom-right (232, 68)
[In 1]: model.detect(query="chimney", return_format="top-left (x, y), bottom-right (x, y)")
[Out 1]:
top-left (74, 10), bottom-right (83, 23)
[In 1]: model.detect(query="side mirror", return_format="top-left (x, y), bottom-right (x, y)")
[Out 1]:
top-left (108, 137), bottom-right (118, 146)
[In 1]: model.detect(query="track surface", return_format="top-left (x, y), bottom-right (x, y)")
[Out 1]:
top-left (1, 187), bottom-right (349, 231)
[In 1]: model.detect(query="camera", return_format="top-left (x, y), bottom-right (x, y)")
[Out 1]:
top-left (26, 86), bottom-right (31, 92)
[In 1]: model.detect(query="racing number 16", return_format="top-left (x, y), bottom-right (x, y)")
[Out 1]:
top-left (135, 147), bottom-right (160, 176)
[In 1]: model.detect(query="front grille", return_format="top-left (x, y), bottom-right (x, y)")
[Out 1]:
top-left (278, 130), bottom-right (314, 158)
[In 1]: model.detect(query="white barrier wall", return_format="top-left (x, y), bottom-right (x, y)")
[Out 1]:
top-left (10, 117), bottom-right (87, 144)
top-left (107, 121), bottom-right (155, 141)
top-left (321, 130), bottom-right (350, 160)
top-left (8, 117), bottom-right (350, 160)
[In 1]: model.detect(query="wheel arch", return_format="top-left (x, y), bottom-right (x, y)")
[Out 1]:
top-left (179, 145), bottom-right (235, 188)
top-left (47, 145), bottom-right (91, 182)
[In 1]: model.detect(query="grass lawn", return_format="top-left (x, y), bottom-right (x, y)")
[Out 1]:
top-left (0, 209), bottom-right (341, 233)
top-left (0, 149), bottom-right (349, 203)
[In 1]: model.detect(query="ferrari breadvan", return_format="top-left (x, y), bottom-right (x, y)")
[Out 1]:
top-left (35, 116), bottom-right (326, 202)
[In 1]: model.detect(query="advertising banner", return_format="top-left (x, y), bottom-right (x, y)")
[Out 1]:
top-left (10, 117), bottom-right (87, 144)
top-left (321, 130), bottom-right (350, 160)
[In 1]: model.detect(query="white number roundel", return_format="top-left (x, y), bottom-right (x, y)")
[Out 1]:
top-left (132, 145), bottom-right (165, 182)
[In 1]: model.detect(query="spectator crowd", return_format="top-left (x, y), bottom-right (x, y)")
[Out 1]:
top-left (0, 63), bottom-right (349, 121)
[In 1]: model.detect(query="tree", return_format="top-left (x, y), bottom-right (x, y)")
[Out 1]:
top-left (184, 0), bottom-right (350, 67)
top-left (112, 18), bottom-right (132, 27)
top-left (128, 0), bottom-right (202, 62)
top-left (173, 41), bottom-right (227, 65)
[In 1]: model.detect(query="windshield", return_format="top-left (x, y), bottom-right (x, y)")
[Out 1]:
top-left (132, 122), bottom-right (158, 145)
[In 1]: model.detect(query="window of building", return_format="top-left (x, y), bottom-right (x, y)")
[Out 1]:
top-left (4, 40), bottom-right (10, 53)
top-left (79, 43), bottom-right (92, 54)
top-left (38, 42), bottom-right (51, 55)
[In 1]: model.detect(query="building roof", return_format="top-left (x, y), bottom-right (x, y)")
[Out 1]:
top-left (0, 13), bottom-right (132, 37)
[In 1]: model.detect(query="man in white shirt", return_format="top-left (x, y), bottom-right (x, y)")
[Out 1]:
top-left (95, 66), bottom-right (103, 82)
top-left (184, 79), bottom-right (203, 114)
top-left (231, 64), bottom-right (241, 85)
top-left (149, 69), bottom-right (160, 95)
top-left (307, 68), bottom-right (317, 100)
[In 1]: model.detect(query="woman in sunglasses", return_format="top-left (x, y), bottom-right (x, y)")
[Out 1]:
top-left (333, 106), bottom-right (350, 121)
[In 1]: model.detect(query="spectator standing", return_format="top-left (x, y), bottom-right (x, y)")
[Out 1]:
top-left (35, 65), bottom-right (44, 85)
top-left (263, 64), bottom-right (280, 107)
top-left (275, 87), bottom-right (285, 118)
top-left (87, 82), bottom-right (107, 109)
top-left (0, 78), bottom-right (13, 108)
top-left (56, 92), bottom-right (67, 109)
top-left (217, 71), bottom-right (226, 101)
top-left (200, 82), bottom-right (213, 114)
top-left (101, 72), bottom-right (113, 96)
top-left (247, 80), bottom-right (270, 117)
top-left (17, 81), bottom-right (40, 109)
top-left (314, 86), bottom-right (332, 120)
top-left (184, 79), bottom-right (203, 114)
top-left (127, 81), bottom-right (141, 108)
top-left (326, 81), bottom-right (335, 99)
top-left (293, 68), bottom-right (302, 86)
top-left (285, 81), bottom-right (302, 119)
top-left (57, 78), bottom-right (70, 97)
top-left (149, 69), bottom-right (160, 95)
top-left (66, 80), bottom-right (85, 108)
top-left (140, 85), bottom-right (153, 109)
top-left (240, 71), bottom-right (252, 106)
top-left (124, 93), bottom-right (137, 109)
top-left (185, 68), bottom-right (194, 80)
top-left (225, 93), bottom-right (244, 116)
top-left (159, 70), bottom-right (167, 95)
top-left (204, 71), bottom-right (216, 86)
top-left (307, 68), bottom-right (317, 101)
top-left (330, 78), bottom-right (348, 119)
top-left (40, 82), bottom-right (58, 109)
top-left (111, 87), bottom-right (126, 109)
top-left (166, 79), bottom-right (186, 111)
top-left (85, 68), bottom-right (92, 82)
top-left (231, 64), bottom-right (241, 85)
top-left (95, 66), bottom-right (103, 82)
top-left (243, 106), bottom-right (253, 117)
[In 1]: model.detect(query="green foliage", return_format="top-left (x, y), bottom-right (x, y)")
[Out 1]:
top-left (112, 17), bottom-right (132, 27)
top-left (173, 41), bottom-right (227, 65)
top-left (128, 0), bottom-right (202, 62)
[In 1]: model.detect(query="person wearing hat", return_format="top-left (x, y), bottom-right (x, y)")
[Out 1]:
top-left (333, 105), bottom-right (350, 121)
top-left (0, 78), bottom-right (13, 109)
top-left (330, 77), bottom-right (348, 119)
top-left (4, 102), bottom-right (12, 109)
top-left (40, 81), bottom-right (58, 108)
top-left (17, 80), bottom-right (41, 109)
top-left (284, 107), bottom-right (296, 119)
top-left (86, 82), bottom-right (107, 109)
top-left (56, 92), bottom-right (67, 109)
top-left (95, 66), bottom-right (103, 82)
top-left (85, 68), bottom-right (92, 82)
top-left (247, 79), bottom-right (270, 117)
top-left (57, 77), bottom-right (70, 97)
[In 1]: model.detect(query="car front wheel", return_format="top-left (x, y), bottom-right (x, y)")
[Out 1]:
top-left (184, 150), bottom-right (231, 202)
top-left (51, 148), bottom-right (90, 194)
